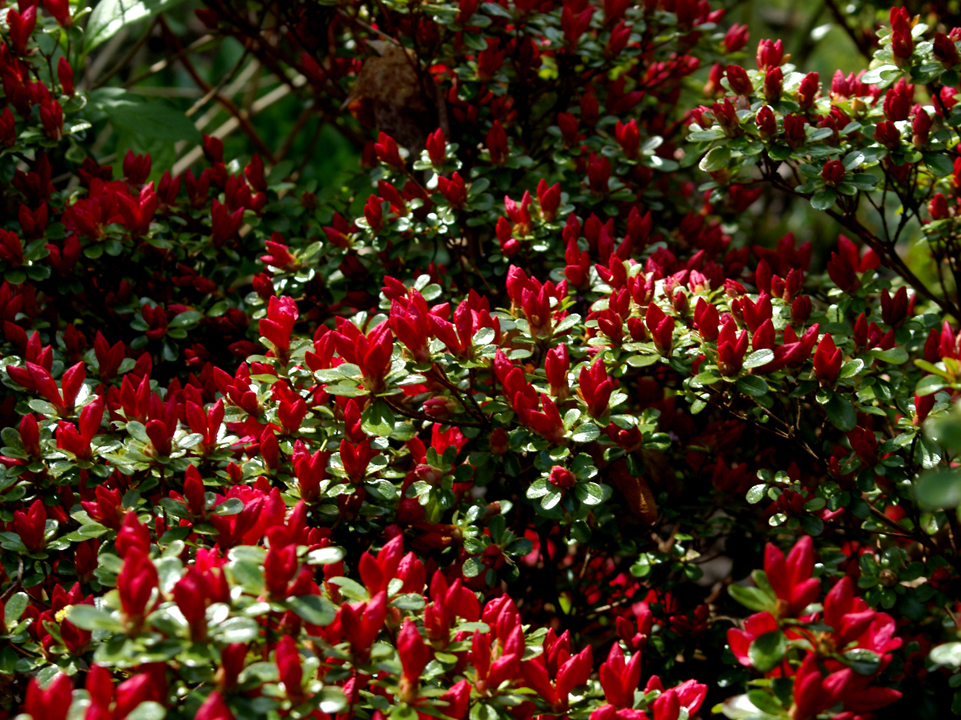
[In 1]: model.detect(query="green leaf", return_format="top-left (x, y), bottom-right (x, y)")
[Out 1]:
top-left (4, 592), bottom-right (28, 625)
top-left (89, 88), bottom-right (200, 144)
top-left (745, 690), bottom-right (783, 716)
top-left (86, 0), bottom-right (191, 51)
top-left (746, 484), bottom-right (767, 504)
top-left (326, 576), bottom-right (368, 601)
top-left (810, 188), bottom-right (837, 210)
top-left (736, 376), bottom-right (769, 397)
top-left (926, 406), bottom-right (961, 450)
top-left (728, 584), bottom-right (776, 613)
top-left (214, 617), bottom-right (260, 643)
top-left (573, 482), bottom-right (605, 506)
top-left (126, 702), bottom-right (166, 720)
top-left (306, 547), bottom-right (345, 565)
top-left (68, 605), bottom-right (124, 632)
top-left (699, 146), bottom-right (732, 173)
top-left (930, 642), bottom-right (961, 668)
top-left (869, 347), bottom-right (909, 365)
top-left (924, 152), bottom-right (955, 177)
top-left (168, 310), bottom-right (201, 328)
top-left (362, 401), bottom-right (395, 437)
top-left (825, 394), bottom-right (857, 431)
top-left (742, 350), bottom-right (774, 370)
top-left (843, 648), bottom-right (881, 675)
top-left (916, 374), bottom-right (946, 397)
top-left (570, 423), bottom-right (600, 443)
top-left (748, 631), bottom-right (787, 673)
top-left (840, 359), bottom-right (864, 379)
top-left (915, 467), bottom-right (961, 510)
top-left (287, 595), bottom-right (337, 626)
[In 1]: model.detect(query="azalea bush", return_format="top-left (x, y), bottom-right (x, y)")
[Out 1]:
top-left (2, 0), bottom-right (961, 718)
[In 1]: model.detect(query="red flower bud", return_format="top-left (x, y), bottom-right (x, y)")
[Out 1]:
top-left (756, 38), bottom-right (783, 71)
top-left (763, 66), bottom-right (783, 102)
top-left (820, 159), bottom-right (845, 186)
top-left (934, 32), bottom-right (960, 68)
top-left (57, 57), bottom-right (74, 96)
top-left (912, 109), bottom-right (932, 147)
top-left (426, 127), bottom-right (446, 167)
top-left (874, 120), bottom-right (901, 149)
top-left (783, 114), bottom-right (808, 148)
top-left (726, 64), bottom-right (753, 96)
top-left (548, 466), bottom-right (576, 489)
top-left (724, 23), bottom-right (749, 53)
top-left (487, 120), bottom-right (509, 165)
top-left (813, 333), bottom-right (842, 385)
top-left (374, 132), bottom-right (404, 170)
top-left (929, 192), bottom-right (950, 219)
top-left (755, 105), bottom-right (777, 140)
top-left (558, 112), bottom-right (579, 146)
top-left (615, 119), bottom-right (640, 158)
top-left (797, 72), bottom-right (819, 110)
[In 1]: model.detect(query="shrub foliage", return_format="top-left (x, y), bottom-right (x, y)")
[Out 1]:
top-left (0, 0), bottom-right (960, 719)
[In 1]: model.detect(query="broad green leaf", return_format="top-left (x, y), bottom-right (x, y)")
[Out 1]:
top-left (573, 481), bottom-right (605, 506)
top-left (825, 394), bottom-right (857, 432)
top-left (570, 423), bottom-right (600, 443)
top-left (699, 146), bottom-right (732, 173)
top-left (742, 350), bottom-right (774, 370)
top-left (89, 88), bottom-right (200, 144)
top-left (287, 595), bottom-right (337, 626)
top-left (214, 616), bottom-right (260, 643)
top-left (728, 584), bottom-right (775, 613)
top-left (86, 0), bottom-right (191, 51)
top-left (915, 467), bottom-right (961, 510)
top-left (68, 605), bottom-right (124, 632)
top-left (869, 347), bottom-right (909, 365)
top-left (926, 406), bottom-right (961, 450)
top-left (930, 642), bottom-right (961, 668)
top-left (916, 374), bottom-right (946, 396)
top-left (749, 631), bottom-right (786, 673)
top-left (843, 648), bottom-right (881, 675)
top-left (736, 375), bottom-right (769, 397)
top-left (810, 188), bottom-right (837, 210)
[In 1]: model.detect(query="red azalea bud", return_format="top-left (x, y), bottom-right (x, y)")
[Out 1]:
top-left (912, 109), bottom-right (932, 147)
top-left (726, 65), bottom-right (753, 96)
top-left (615, 119), bottom-right (640, 158)
top-left (783, 114), bottom-right (808, 148)
top-left (874, 121), bottom-right (901, 149)
top-left (813, 333), bottom-right (842, 385)
top-left (548, 466), bottom-right (576, 489)
top-left (558, 112), bottom-right (579, 146)
top-left (581, 92), bottom-right (599, 126)
top-left (791, 295), bottom-right (812, 325)
top-left (57, 57), bottom-right (74, 96)
top-left (756, 38), bottom-right (783, 71)
top-left (374, 132), bottom-right (404, 170)
top-left (426, 128), bottom-right (446, 167)
top-left (763, 66), bottom-right (783, 102)
top-left (724, 23), bottom-right (749, 53)
top-left (821, 159), bottom-right (845, 186)
top-left (755, 105), bottom-right (777, 139)
top-left (883, 80), bottom-right (912, 122)
top-left (712, 99), bottom-right (741, 137)
top-left (487, 120), bottom-right (509, 165)
top-left (929, 192), bottom-right (950, 219)
top-left (934, 32), bottom-right (960, 68)
top-left (797, 72), bottom-right (819, 110)
top-left (914, 392), bottom-right (935, 425)
top-left (0, 108), bottom-right (15, 147)
top-left (587, 153), bottom-right (611, 194)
